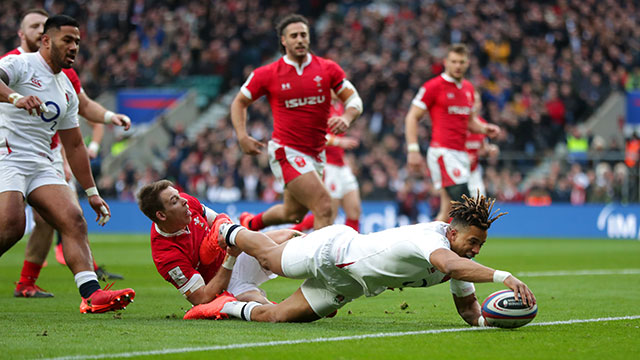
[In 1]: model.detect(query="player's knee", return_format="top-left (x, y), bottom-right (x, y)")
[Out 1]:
top-left (0, 218), bottom-right (25, 254)
top-left (312, 201), bottom-right (333, 221)
top-left (445, 183), bottom-right (470, 202)
top-left (59, 209), bottom-right (87, 235)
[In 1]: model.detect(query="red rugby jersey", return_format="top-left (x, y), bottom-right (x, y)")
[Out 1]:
top-left (150, 193), bottom-right (226, 291)
top-left (325, 100), bottom-right (346, 166)
top-left (412, 73), bottom-right (475, 151)
top-left (241, 54), bottom-right (347, 157)
top-left (465, 117), bottom-right (488, 171)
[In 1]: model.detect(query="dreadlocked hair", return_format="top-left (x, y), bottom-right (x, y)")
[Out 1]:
top-left (449, 193), bottom-right (507, 230)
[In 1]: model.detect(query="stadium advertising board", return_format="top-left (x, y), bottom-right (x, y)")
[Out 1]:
top-left (67, 201), bottom-right (640, 240)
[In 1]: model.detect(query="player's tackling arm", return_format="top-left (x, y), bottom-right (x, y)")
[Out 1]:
top-left (230, 91), bottom-right (265, 155)
top-left (430, 248), bottom-right (536, 306)
top-left (186, 266), bottom-right (233, 305)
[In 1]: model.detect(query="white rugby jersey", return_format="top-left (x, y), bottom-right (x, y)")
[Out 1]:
top-left (0, 52), bottom-right (79, 163)
top-left (332, 222), bottom-right (475, 297)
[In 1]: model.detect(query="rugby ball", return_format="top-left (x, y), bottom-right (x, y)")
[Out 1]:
top-left (481, 290), bottom-right (537, 328)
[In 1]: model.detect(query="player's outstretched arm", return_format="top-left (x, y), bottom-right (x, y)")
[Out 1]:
top-left (430, 248), bottom-right (536, 306)
top-left (78, 92), bottom-right (131, 130)
top-left (58, 127), bottom-right (111, 226)
top-left (230, 92), bottom-right (264, 155)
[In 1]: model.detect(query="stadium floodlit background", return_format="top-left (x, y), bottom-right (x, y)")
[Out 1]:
top-left (0, 0), bottom-right (639, 359)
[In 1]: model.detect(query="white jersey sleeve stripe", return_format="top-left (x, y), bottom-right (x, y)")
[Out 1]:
top-left (178, 273), bottom-right (205, 296)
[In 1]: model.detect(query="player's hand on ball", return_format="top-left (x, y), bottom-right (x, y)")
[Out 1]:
top-left (503, 275), bottom-right (536, 306)
top-left (88, 195), bottom-right (111, 226)
top-left (238, 136), bottom-right (265, 155)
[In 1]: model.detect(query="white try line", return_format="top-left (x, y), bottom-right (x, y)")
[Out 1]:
top-left (44, 315), bottom-right (640, 360)
top-left (516, 269), bottom-right (640, 277)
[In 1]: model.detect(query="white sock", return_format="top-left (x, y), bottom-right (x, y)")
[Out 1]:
top-left (74, 271), bottom-right (99, 288)
top-left (219, 223), bottom-right (245, 247)
top-left (221, 301), bottom-right (260, 321)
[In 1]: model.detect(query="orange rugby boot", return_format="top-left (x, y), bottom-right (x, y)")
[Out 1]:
top-left (183, 291), bottom-right (237, 320)
top-left (79, 283), bottom-right (135, 313)
top-left (14, 282), bottom-right (54, 298)
top-left (200, 214), bottom-right (232, 264)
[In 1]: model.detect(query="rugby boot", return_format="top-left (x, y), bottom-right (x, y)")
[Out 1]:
top-left (79, 283), bottom-right (135, 313)
top-left (200, 214), bottom-right (232, 264)
top-left (184, 291), bottom-right (236, 320)
top-left (14, 282), bottom-right (54, 298)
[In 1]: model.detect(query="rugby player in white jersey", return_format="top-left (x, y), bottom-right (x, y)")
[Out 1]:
top-left (187, 194), bottom-right (535, 324)
top-left (0, 15), bottom-right (134, 313)
top-left (4, 8), bottom-right (131, 299)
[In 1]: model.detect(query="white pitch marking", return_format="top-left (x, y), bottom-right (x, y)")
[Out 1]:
top-left (43, 315), bottom-right (640, 360)
top-left (517, 269), bottom-right (640, 277)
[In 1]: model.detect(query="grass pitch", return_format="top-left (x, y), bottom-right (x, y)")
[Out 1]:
top-left (0, 234), bottom-right (639, 359)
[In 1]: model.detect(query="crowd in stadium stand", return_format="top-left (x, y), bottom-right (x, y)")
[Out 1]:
top-left (2, 0), bottom-right (639, 210)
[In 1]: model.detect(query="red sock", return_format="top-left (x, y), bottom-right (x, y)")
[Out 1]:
top-left (19, 260), bottom-right (43, 286)
top-left (93, 260), bottom-right (99, 271)
top-left (345, 218), bottom-right (360, 232)
top-left (291, 214), bottom-right (315, 232)
top-left (249, 213), bottom-right (265, 231)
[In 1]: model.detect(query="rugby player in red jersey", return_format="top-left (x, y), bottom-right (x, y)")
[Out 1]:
top-left (230, 14), bottom-right (363, 232)
top-left (3, 9), bottom-right (131, 298)
top-left (404, 44), bottom-right (500, 222)
top-left (291, 93), bottom-right (361, 233)
top-left (137, 180), bottom-right (292, 312)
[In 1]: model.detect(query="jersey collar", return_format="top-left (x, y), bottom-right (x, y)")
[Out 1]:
top-left (154, 223), bottom-right (190, 237)
top-left (283, 53), bottom-right (312, 76)
top-left (17, 47), bottom-right (25, 54)
top-left (441, 73), bottom-right (463, 89)
top-left (36, 51), bottom-right (56, 74)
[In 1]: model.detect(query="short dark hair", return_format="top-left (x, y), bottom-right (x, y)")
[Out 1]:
top-left (137, 180), bottom-right (174, 223)
top-left (276, 14), bottom-right (309, 54)
top-left (43, 14), bottom-right (79, 35)
top-left (21, 8), bottom-right (49, 22)
top-left (447, 43), bottom-right (469, 57)
top-left (449, 193), bottom-right (507, 231)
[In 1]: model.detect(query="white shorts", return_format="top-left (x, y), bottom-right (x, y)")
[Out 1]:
top-left (51, 145), bottom-right (64, 178)
top-left (324, 163), bottom-right (358, 199)
top-left (268, 140), bottom-right (325, 188)
top-left (280, 225), bottom-right (363, 317)
top-left (426, 147), bottom-right (470, 190)
top-left (227, 252), bottom-right (277, 297)
top-left (0, 157), bottom-right (66, 197)
top-left (467, 167), bottom-right (485, 197)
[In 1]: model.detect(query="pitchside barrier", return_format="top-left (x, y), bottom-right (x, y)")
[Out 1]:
top-left (24, 202), bottom-right (640, 240)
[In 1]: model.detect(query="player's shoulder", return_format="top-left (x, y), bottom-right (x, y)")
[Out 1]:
top-left (423, 74), bottom-right (445, 89)
top-left (0, 48), bottom-right (22, 59)
top-left (461, 78), bottom-right (474, 90)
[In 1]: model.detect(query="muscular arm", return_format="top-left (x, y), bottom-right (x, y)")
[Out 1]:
top-left (453, 292), bottom-right (482, 326)
top-left (185, 267), bottom-right (233, 305)
top-left (404, 104), bottom-right (426, 146)
top-left (77, 91), bottom-right (105, 143)
top-left (230, 92), bottom-right (264, 155)
top-left (58, 127), bottom-right (96, 190)
top-left (263, 229), bottom-right (305, 244)
top-left (430, 248), bottom-right (536, 306)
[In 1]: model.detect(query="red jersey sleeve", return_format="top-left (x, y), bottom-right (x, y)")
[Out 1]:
top-left (62, 68), bottom-right (82, 95)
top-left (153, 244), bottom-right (199, 291)
top-left (412, 79), bottom-right (438, 110)
top-left (241, 66), bottom-right (271, 100)
top-left (325, 59), bottom-right (347, 92)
